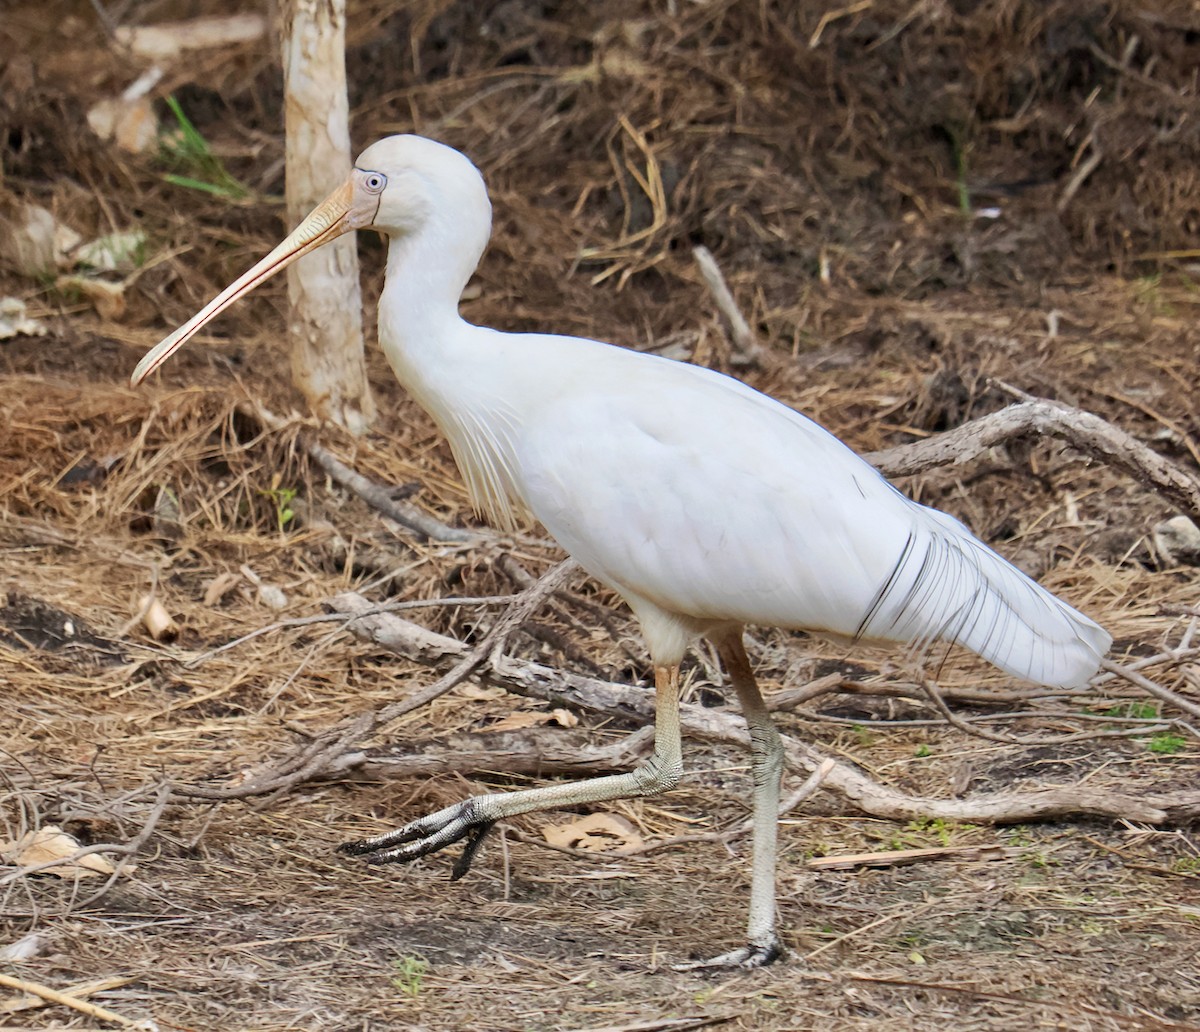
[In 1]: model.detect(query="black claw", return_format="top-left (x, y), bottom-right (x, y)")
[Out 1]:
top-left (337, 837), bottom-right (414, 863)
top-left (450, 820), bottom-right (495, 881)
top-left (339, 802), bottom-right (482, 869)
top-left (336, 821), bottom-right (428, 858)
top-left (360, 849), bottom-right (395, 866)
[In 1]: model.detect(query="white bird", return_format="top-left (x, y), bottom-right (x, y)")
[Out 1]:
top-left (133, 135), bottom-right (1111, 968)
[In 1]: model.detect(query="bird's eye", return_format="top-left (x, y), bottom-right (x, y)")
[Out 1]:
top-left (361, 171), bottom-right (387, 193)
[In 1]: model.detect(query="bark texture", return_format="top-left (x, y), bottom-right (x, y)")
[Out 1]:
top-left (280, 0), bottom-right (375, 433)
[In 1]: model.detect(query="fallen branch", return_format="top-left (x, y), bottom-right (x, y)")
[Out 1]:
top-left (356, 726), bottom-right (654, 782)
top-left (864, 395), bottom-right (1200, 517)
top-left (327, 593), bottom-right (1200, 826)
top-left (173, 561), bottom-right (578, 801)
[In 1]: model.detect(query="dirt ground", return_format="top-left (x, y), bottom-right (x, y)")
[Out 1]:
top-left (2, 1), bottom-right (1200, 1029)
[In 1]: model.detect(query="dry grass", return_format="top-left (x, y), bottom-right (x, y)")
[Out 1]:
top-left (1, 0), bottom-right (1199, 1028)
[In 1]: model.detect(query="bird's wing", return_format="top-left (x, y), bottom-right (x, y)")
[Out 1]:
top-left (517, 365), bottom-right (923, 632)
top-left (512, 347), bottom-right (1108, 687)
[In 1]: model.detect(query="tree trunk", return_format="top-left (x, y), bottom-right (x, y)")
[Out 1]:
top-left (279, 0), bottom-right (375, 434)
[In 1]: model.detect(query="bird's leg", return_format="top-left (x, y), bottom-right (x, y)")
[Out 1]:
top-left (677, 630), bottom-right (785, 971)
top-left (338, 664), bottom-right (684, 871)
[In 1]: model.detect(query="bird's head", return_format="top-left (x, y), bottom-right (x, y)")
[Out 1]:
top-left (130, 134), bottom-right (491, 385)
top-left (354, 135), bottom-right (491, 238)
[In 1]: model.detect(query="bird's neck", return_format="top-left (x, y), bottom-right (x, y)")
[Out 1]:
top-left (385, 218), bottom-right (476, 307)
top-left (376, 223), bottom-right (480, 391)
top-left (376, 225), bottom-right (526, 529)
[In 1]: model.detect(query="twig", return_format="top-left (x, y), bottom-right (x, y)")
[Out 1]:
top-left (806, 843), bottom-right (1015, 871)
top-left (1093, 642), bottom-right (1200, 684)
top-left (1082, 833), bottom-right (1200, 883)
top-left (804, 900), bottom-right (937, 961)
top-left (495, 553), bottom-right (642, 671)
top-left (614, 758), bottom-right (836, 856)
top-left (1100, 658), bottom-right (1200, 720)
top-left (913, 677), bottom-right (1161, 747)
top-left (1087, 39), bottom-right (1189, 102)
top-left (797, 707), bottom-right (1172, 739)
top-left (86, 0), bottom-right (121, 41)
top-left (0, 976), bottom-right (133, 1018)
top-left (1057, 133), bottom-right (1103, 215)
top-left (515, 758), bottom-right (837, 863)
top-left (305, 434), bottom-right (476, 543)
top-left (692, 245), bottom-right (767, 367)
top-left (825, 971), bottom-right (1194, 1030)
top-left (768, 674), bottom-right (1097, 711)
top-left (0, 973), bottom-right (144, 1028)
top-left (556, 1018), bottom-right (733, 1032)
top-left (808, 0), bottom-right (874, 48)
top-left (865, 394), bottom-right (1200, 517)
top-left (364, 560), bottom-right (575, 724)
top-left (368, 559), bottom-right (577, 730)
top-left (73, 781), bottom-right (171, 911)
top-left (0, 782), bottom-right (170, 921)
top-left (114, 564), bottom-right (160, 639)
top-left (765, 673), bottom-right (845, 709)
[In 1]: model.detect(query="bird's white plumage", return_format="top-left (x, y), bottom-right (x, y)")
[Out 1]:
top-left (352, 134), bottom-right (1112, 688)
top-left (390, 321), bottom-right (1107, 683)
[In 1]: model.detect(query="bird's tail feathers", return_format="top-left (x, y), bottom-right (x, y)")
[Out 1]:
top-left (858, 513), bottom-right (1110, 688)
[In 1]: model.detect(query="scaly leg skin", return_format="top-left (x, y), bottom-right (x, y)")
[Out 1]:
top-left (675, 630), bottom-right (786, 971)
top-left (338, 665), bottom-right (684, 871)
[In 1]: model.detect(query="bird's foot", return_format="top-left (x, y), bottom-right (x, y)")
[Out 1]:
top-left (337, 799), bottom-right (496, 880)
top-left (673, 936), bottom-right (783, 972)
